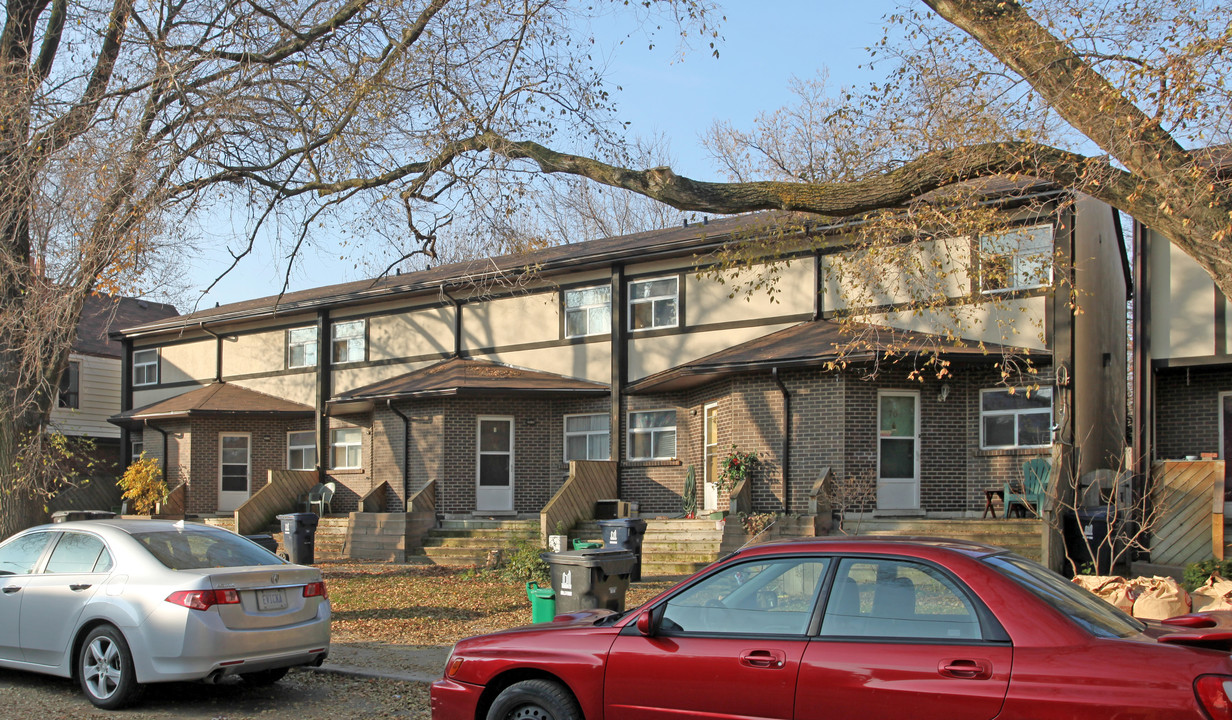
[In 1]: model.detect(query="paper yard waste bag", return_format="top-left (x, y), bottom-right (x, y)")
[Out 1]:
top-left (1131, 576), bottom-right (1192, 619)
top-left (1071, 575), bottom-right (1135, 614)
top-left (1191, 574), bottom-right (1232, 612)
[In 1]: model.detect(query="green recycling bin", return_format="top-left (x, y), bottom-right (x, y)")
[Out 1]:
top-left (571, 539), bottom-right (603, 550)
top-left (526, 581), bottom-right (556, 623)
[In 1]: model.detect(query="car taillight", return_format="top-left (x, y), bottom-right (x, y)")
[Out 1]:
top-left (303, 581), bottom-right (328, 599)
top-left (165, 588), bottom-right (241, 611)
top-left (1195, 675), bottom-right (1232, 719)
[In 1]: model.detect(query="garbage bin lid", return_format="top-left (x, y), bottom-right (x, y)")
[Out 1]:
top-left (597, 518), bottom-right (647, 529)
top-left (540, 548), bottom-right (636, 568)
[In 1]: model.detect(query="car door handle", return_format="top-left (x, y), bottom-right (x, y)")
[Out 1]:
top-left (1, 586), bottom-right (18, 594)
top-left (69, 584), bottom-right (92, 591)
top-left (740, 649), bottom-right (787, 668)
top-left (938, 658), bottom-right (993, 680)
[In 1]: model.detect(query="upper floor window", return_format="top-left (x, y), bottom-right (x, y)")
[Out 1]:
top-left (564, 286), bottom-right (611, 338)
top-left (58, 360), bottom-right (80, 409)
top-left (288, 327), bottom-right (318, 369)
top-left (564, 413), bottom-right (611, 461)
top-left (331, 427), bottom-right (363, 469)
top-left (981, 388), bottom-right (1053, 449)
top-left (628, 409), bottom-right (676, 460)
top-left (332, 320), bottom-right (366, 364)
top-left (980, 225), bottom-right (1053, 293)
top-left (133, 349), bottom-right (158, 386)
top-left (288, 430), bottom-right (316, 471)
top-left (629, 276), bottom-right (679, 331)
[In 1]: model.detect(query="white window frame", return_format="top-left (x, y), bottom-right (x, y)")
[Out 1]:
top-left (130, 439), bottom-right (144, 464)
top-left (331, 427), bottom-right (363, 469)
top-left (288, 430), bottom-right (317, 471)
top-left (628, 276), bottom-right (679, 332)
top-left (563, 413), bottom-right (611, 462)
top-left (287, 327), bottom-right (318, 369)
top-left (563, 285), bottom-right (612, 338)
top-left (132, 348), bottom-right (159, 386)
top-left (58, 359), bottom-right (80, 409)
top-left (979, 224), bottom-right (1054, 294)
top-left (331, 320), bottom-right (366, 364)
top-left (627, 409), bottom-right (677, 461)
top-left (980, 388), bottom-right (1054, 450)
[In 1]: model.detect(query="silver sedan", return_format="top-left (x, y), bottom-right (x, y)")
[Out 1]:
top-left (0, 518), bottom-right (330, 709)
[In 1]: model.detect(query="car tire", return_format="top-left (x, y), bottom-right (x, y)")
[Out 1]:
top-left (78, 625), bottom-right (143, 710)
top-left (241, 667), bottom-right (290, 685)
top-left (486, 679), bottom-right (581, 720)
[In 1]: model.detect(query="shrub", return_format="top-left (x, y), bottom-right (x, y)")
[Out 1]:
top-left (496, 538), bottom-right (550, 585)
top-left (118, 455), bottom-right (166, 514)
top-left (1183, 558), bottom-right (1232, 591)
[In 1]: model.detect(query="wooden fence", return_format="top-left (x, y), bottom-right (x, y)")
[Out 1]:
top-left (540, 461), bottom-right (617, 545)
top-left (1151, 460), bottom-right (1226, 566)
top-left (235, 469), bottom-right (318, 535)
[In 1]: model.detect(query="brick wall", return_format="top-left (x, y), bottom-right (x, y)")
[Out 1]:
top-left (1154, 366), bottom-right (1232, 460)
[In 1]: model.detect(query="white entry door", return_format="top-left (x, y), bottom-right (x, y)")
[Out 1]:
top-left (703, 403), bottom-right (720, 511)
top-left (218, 433), bottom-right (251, 512)
top-left (877, 391), bottom-right (920, 510)
top-left (476, 417), bottom-right (515, 512)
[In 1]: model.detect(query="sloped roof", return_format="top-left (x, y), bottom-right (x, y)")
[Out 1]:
top-left (76, 294), bottom-right (178, 357)
top-left (627, 319), bottom-right (1047, 394)
top-left (335, 357), bottom-right (608, 401)
top-left (110, 382), bottom-right (313, 424)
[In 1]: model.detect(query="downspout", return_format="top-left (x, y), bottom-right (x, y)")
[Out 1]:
top-left (772, 367), bottom-right (791, 512)
top-left (387, 399), bottom-right (410, 509)
top-left (440, 285), bottom-right (462, 358)
top-left (199, 323), bottom-right (223, 383)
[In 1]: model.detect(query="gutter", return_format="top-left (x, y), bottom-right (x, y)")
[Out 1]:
top-left (199, 324), bottom-right (224, 383)
top-left (387, 399), bottom-right (411, 507)
top-left (145, 420), bottom-right (170, 481)
top-left (772, 367), bottom-right (791, 512)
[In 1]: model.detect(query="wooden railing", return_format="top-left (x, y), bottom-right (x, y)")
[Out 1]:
top-left (727, 477), bottom-right (752, 516)
top-left (235, 470), bottom-right (318, 536)
top-left (158, 482), bottom-right (188, 518)
top-left (1152, 460), bottom-right (1226, 566)
top-left (408, 480), bottom-right (436, 514)
top-left (540, 461), bottom-right (617, 545)
top-left (359, 480), bottom-right (390, 513)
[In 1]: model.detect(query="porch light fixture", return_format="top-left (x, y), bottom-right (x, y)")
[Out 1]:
top-left (938, 384), bottom-right (951, 402)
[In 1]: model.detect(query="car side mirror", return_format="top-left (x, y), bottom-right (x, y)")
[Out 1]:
top-left (636, 609), bottom-right (657, 637)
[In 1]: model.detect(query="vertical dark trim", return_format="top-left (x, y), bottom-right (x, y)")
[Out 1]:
top-left (147, 421), bottom-right (169, 481)
top-left (388, 399), bottom-right (410, 510)
top-left (199, 325), bottom-right (223, 383)
top-left (1215, 285), bottom-right (1227, 358)
top-left (812, 252), bottom-right (823, 321)
top-left (1056, 206), bottom-right (1077, 457)
top-left (316, 309), bottom-right (331, 480)
top-left (610, 265), bottom-right (626, 481)
top-left (1132, 220), bottom-right (1151, 479)
top-left (120, 338), bottom-right (133, 471)
top-left (772, 367), bottom-right (791, 511)
top-left (441, 285), bottom-right (462, 358)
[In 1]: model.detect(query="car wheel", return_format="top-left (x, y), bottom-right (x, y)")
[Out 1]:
top-left (78, 625), bottom-right (143, 710)
top-left (241, 667), bottom-right (289, 685)
top-left (486, 679), bottom-right (581, 720)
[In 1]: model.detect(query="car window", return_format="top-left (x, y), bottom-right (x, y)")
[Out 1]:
top-left (0, 531), bottom-right (54, 575)
top-left (133, 529), bottom-right (285, 570)
top-left (44, 532), bottom-right (111, 574)
top-left (984, 554), bottom-right (1143, 638)
top-left (820, 558), bottom-right (982, 640)
top-left (659, 557), bottom-right (828, 636)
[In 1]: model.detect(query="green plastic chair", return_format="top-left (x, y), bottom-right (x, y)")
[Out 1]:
top-left (1004, 458), bottom-right (1051, 518)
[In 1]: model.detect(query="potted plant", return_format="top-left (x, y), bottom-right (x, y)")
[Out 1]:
top-left (713, 445), bottom-right (757, 495)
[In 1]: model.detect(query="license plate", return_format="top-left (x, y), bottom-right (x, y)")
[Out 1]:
top-left (257, 589), bottom-right (287, 611)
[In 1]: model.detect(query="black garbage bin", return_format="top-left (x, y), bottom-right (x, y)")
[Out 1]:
top-left (598, 518), bottom-right (648, 581)
top-left (276, 512), bottom-right (319, 564)
top-left (244, 534), bottom-right (279, 555)
top-left (1064, 506), bottom-right (1115, 574)
top-left (51, 510), bottom-right (117, 523)
top-left (540, 548), bottom-right (636, 614)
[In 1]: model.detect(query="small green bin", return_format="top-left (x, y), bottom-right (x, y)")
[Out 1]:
top-left (571, 539), bottom-right (603, 550)
top-left (526, 581), bottom-right (557, 624)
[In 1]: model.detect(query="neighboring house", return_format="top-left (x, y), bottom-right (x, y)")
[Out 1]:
top-left (48, 294), bottom-right (179, 511)
top-left (109, 186), bottom-right (1127, 528)
top-left (1132, 148), bottom-right (1232, 512)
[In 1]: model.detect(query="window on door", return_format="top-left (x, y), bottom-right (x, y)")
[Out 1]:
top-left (220, 434), bottom-right (251, 495)
top-left (704, 403), bottom-right (720, 485)
top-left (478, 418), bottom-right (513, 487)
top-left (878, 393), bottom-right (917, 480)
top-left (288, 430), bottom-right (316, 470)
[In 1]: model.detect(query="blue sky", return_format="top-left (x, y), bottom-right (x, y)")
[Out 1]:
top-left (189, 1), bottom-right (899, 309)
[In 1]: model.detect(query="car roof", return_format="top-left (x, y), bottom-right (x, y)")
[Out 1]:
top-left (24, 518), bottom-right (226, 537)
top-left (730, 535), bottom-right (1010, 561)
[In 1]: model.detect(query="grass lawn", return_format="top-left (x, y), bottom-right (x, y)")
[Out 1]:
top-left (322, 562), bottom-right (681, 646)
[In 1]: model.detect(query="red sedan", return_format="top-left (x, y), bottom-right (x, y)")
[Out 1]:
top-left (431, 536), bottom-right (1232, 720)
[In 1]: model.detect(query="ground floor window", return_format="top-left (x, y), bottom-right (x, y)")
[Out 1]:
top-left (980, 388), bottom-right (1052, 449)
top-left (628, 410), bottom-right (676, 460)
top-left (331, 427), bottom-right (363, 469)
top-left (564, 414), bottom-right (610, 461)
top-left (288, 430), bottom-right (316, 470)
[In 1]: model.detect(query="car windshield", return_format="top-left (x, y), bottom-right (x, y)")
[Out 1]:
top-left (984, 554), bottom-right (1144, 638)
top-left (133, 530), bottom-right (286, 570)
